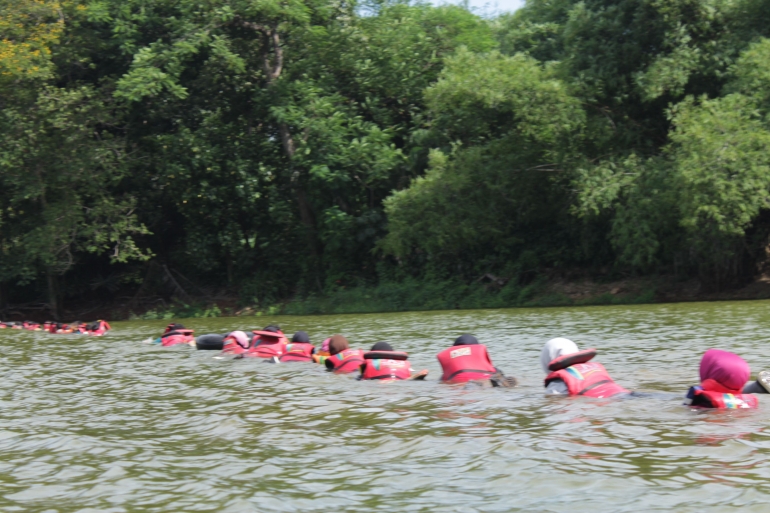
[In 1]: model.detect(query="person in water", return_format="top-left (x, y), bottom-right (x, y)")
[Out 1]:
top-left (154, 323), bottom-right (195, 346)
top-left (541, 338), bottom-right (628, 397)
top-left (278, 331), bottom-right (316, 362)
top-left (359, 342), bottom-right (429, 381)
top-left (436, 335), bottom-right (516, 387)
top-left (249, 325), bottom-right (289, 358)
top-left (221, 330), bottom-right (251, 354)
top-left (324, 335), bottom-right (366, 373)
top-left (684, 349), bottom-right (760, 409)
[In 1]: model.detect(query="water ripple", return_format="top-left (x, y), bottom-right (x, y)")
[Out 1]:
top-left (3, 300), bottom-right (770, 511)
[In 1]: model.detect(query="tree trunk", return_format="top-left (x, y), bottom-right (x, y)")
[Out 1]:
top-left (47, 269), bottom-right (61, 320)
top-left (257, 24), bottom-right (324, 285)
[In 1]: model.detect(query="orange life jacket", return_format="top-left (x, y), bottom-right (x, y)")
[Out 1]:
top-left (54, 323), bottom-right (74, 334)
top-left (545, 362), bottom-right (628, 398)
top-left (436, 344), bottom-right (497, 383)
top-left (361, 351), bottom-right (411, 381)
top-left (326, 348), bottom-right (365, 373)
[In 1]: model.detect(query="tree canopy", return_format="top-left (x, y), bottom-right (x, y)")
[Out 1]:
top-left (4, 0), bottom-right (770, 314)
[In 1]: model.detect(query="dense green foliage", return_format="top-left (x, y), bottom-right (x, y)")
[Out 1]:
top-left (4, 0), bottom-right (770, 316)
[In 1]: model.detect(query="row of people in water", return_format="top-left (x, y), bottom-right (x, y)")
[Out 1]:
top-left (154, 323), bottom-right (770, 408)
top-left (0, 319), bottom-right (111, 336)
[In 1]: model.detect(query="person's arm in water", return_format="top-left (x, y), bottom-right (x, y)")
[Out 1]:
top-left (743, 381), bottom-right (770, 394)
top-left (545, 379), bottom-right (569, 395)
top-left (742, 370), bottom-right (770, 394)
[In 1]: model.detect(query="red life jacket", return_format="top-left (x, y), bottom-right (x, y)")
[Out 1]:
top-left (436, 344), bottom-right (497, 383)
top-left (221, 334), bottom-right (251, 354)
top-left (361, 351), bottom-right (411, 381)
top-left (278, 343), bottom-right (315, 362)
top-left (161, 329), bottom-right (195, 347)
top-left (248, 332), bottom-right (289, 358)
top-left (692, 379), bottom-right (758, 409)
top-left (545, 362), bottom-right (628, 398)
top-left (89, 321), bottom-right (109, 336)
top-left (326, 349), bottom-right (366, 374)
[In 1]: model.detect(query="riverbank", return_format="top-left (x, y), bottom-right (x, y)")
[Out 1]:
top-left (5, 272), bottom-right (770, 322)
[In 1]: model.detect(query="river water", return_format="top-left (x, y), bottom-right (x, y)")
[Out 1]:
top-left (2, 300), bottom-right (770, 512)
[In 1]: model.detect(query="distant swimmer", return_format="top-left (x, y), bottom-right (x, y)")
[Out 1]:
top-left (155, 323), bottom-right (195, 346)
top-left (436, 335), bottom-right (517, 387)
top-left (50, 322), bottom-right (75, 334)
top-left (684, 349), bottom-right (759, 409)
top-left (23, 321), bottom-right (41, 331)
top-left (360, 342), bottom-right (428, 381)
top-left (324, 335), bottom-right (365, 374)
top-left (541, 338), bottom-right (628, 398)
top-left (84, 320), bottom-right (111, 336)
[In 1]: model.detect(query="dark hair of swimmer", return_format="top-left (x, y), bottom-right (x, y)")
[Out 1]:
top-left (371, 341), bottom-right (393, 351)
top-left (263, 325), bottom-right (281, 333)
top-left (453, 334), bottom-right (479, 346)
top-left (292, 331), bottom-right (310, 343)
top-left (167, 323), bottom-right (185, 332)
top-left (328, 334), bottom-right (350, 355)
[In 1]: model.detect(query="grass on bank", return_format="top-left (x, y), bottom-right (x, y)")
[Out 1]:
top-left (125, 277), bottom-right (657, 320)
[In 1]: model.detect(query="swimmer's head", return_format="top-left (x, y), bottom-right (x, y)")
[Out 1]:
top-left (540, 338), bottom-right (579, 374)
top-left (328, 335), bottom-right (350, 355)
top-left (292, 331), bottom-right (310, 343)
top-left (371, 341), bottom-right (393, 351)
top-left (263, 325), bottom-right (281, 333)
top-left (227, 330), bottom-right (250, 349)
top-left (700, 349), bottom-right (750, 392)
top-left (453, 334), bottom-right (478, 346)
top-left (165, 323), bottom-right (185, 333)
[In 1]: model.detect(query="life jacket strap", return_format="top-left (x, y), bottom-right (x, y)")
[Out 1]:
top-left (444, 369), bottom-right (496, 381)
top-left (577, 379), bottom-right (611, 396)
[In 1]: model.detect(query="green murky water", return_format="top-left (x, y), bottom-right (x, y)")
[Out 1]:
top-left (2, 300), bottom-right (770, 512)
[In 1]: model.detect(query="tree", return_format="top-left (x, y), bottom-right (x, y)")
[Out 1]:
top-left (382, 49), bottom-right (585, 276)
